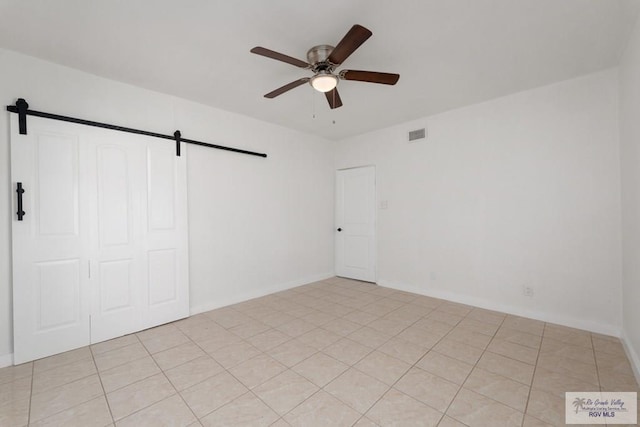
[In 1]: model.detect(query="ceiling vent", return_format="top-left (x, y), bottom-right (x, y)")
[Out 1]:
top-left (408, 127), bottom-right (426, 142)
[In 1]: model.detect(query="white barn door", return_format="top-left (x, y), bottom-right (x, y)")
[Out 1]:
top-left (10, 117), bottom-right (91, 363)
top-left (335, 166), bottom-right (376, 282)
top-left (11, 115), bottom-right (189, 364)
top-left (141, 140), bottom-right (190, 329)
top-left (84, 131), bottom-right (147, 344)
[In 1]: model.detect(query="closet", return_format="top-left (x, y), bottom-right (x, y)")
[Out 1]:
top-left (10, 114), bottom-right (189, 364)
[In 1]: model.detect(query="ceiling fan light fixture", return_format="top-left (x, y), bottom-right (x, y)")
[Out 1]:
top-left (310, 72), bottom-right (338, 93)
top-left (252, 24), bottom-right (399, 108)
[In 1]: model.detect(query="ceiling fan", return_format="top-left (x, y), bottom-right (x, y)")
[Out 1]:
top-left (250, 24), bottom-right (400, 109)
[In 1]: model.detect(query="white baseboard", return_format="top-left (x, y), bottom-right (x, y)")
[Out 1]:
top-left (620, 330), bottom-right (640, 385)
top-left (190, 272), bottom-right (335, 315)
top-left (377, 278), bottom-right (621, 337)
top-left (0, 353), bottom-right (13, 368)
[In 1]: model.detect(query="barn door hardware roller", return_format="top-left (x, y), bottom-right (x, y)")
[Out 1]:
top-left (6, 98), bottom-right (267, 158)
top-left (174, 130), bottom-right (182, 157)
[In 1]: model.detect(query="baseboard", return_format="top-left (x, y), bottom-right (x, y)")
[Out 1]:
top-left (620, 330), bottom-right (640, 385)
top-left (190, 272), bottom-right (335, 315)
top-left (377, 278), bottom-right (621, 337)
top-left (0, 353), bottom-right (13, 368)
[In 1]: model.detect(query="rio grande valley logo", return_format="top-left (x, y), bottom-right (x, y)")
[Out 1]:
top-left (566, 392), bottom-right (637, 424)
top-left (572, 397), bottom-right (586, 413)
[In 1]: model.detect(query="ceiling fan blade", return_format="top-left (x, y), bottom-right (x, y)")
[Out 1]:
top-left (250, 47), bottom-right (310, 68)
top-left (264, 78), bottom-right (310, 98)
top-left (328, 25), bottom-right (372, 65)
top-left (340, 70), bottom-right (400, 85)
top-left (325, 88), bottom-right (343, 109)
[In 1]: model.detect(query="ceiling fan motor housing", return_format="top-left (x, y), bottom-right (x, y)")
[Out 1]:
top-left (307, 45), bottom-right (335, 68)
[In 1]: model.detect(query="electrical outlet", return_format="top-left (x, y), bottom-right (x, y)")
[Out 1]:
top-left (524, 286), bottom-right (534, 297)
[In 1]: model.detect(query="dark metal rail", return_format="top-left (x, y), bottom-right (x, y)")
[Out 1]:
top-left (6, 98), bottom-right (267, 158)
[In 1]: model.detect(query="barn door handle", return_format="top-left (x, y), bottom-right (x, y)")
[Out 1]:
top-left (16, 182), bottom-right (25, 221)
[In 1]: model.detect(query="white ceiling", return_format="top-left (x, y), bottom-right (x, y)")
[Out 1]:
top-left (0, 0), bottom-right (638, 140)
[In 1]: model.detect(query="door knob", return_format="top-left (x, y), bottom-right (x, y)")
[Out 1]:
top-left (337, 228), bottom-right (342, 232)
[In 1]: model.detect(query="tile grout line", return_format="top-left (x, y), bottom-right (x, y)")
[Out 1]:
top-left (158, 367), bottom-right (201, 425)
top-left (590, 333), bottom-right (605, 400)
top-left (430, 308), bottom-right (508, 426)
top-left (519, 322), bottom-right (546, 427)
top-left (26, 361), bottom-right (34, 426)
top-left (471, 322), bottom-right (543, 417)
top-left (25, 367), bottom-right (111, 424)
top-left (249, 387), bottom-right (286, 424)
top-left (253, 317), bottom-right (393, 423)
top-left (226, 289), bottom-right (426, 425)
top-left (520, 322), bottom-right (547, 426)
top-left (95, 341), bottom-right (149, 372)
top-left (89, 345), bottom-right (116, 426)
top-left (349, 301), bottom-right (466, 425)
top-left (267, 379), bottom-right (324, 424)
top-left (100, 334), bottom-right (189, 424)
top-left (280, 292), bottom-right (492, 425)
top-left (125, 323), bottom-right (219, 424)
top-left (172, 315), bottom-right (295, 423)
top-left (168, 319), bottom-right (241, 422)
top-left (192, 363), bottom-right (280, 421)
top-left (239, 334), bottom-right (365, 421)
top-left (149, 324), bottom-right (221, 424)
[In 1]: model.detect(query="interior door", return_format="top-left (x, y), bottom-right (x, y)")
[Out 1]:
top-left (335, 166), bottom-right (376, 282)
top-left (10, 115), bottom-right (91, 364)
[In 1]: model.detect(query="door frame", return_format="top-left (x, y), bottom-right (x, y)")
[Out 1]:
top-left (335, 165), bottom-right (377, 283)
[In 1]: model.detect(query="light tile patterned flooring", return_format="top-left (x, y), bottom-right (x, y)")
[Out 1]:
top-left (1, 277), bottom-right (638, 426)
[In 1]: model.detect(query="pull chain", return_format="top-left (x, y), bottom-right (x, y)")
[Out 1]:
top-left (312, 88), bottom-right (316, 119)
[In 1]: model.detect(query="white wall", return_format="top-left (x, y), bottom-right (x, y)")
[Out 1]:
top-left (336, 69), bottom-right (622, 335)
top-left (0, 49), bottom-right (335, 364)
top-left (619, 17), bottom-right (640, 380)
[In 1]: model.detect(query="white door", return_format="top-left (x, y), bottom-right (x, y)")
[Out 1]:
top-left (141, 139), bottom-right (190, 330)
top-left (87, 131), bottom-right (190, 341)
top-left (85, 131), bottom-right (146, 343)
top-left (335, 166), bottom-right (376, 282)
top-left (11, 116), bottom-right (91, 364)
top-left (11, 115), bottom-right (190, 363)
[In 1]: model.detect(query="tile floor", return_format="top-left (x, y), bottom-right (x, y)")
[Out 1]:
top-left (1, 277), bottom-right (638, 426)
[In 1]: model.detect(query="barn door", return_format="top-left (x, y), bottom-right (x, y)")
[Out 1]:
top-left (10, 115), bottom-right (91, 364)
top-left (84, 130), bottom-right (147, 344)
top-left (11, 114), bottom-right (190, 364)
top-left (86, 130), bottom-right (190, 342)
top-left (140, 136), bottom-right (190, 329)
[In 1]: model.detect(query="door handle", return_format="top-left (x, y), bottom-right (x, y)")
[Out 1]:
top-left (16, 182), bottom-right (25, 221)
top-left (337, 228), bottom-right (342, 232)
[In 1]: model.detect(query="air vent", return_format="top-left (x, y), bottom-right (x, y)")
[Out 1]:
top-left (408, 128), bottom-right (426, 142)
